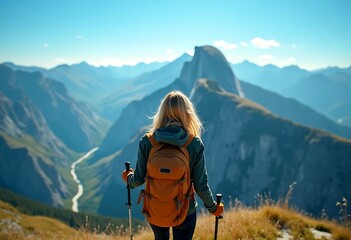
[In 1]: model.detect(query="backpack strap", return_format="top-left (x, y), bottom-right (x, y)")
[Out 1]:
top-left (183, 133), bottom-right (195, 148)
top-left (146, 132), bottom-right (158, 147)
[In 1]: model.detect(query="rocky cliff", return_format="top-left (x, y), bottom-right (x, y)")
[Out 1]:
top-left (192, 79), bottom-right (351, 217)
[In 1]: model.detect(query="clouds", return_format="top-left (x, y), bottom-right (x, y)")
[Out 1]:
top-left (241, 41), bottom-right (249, 47)
top-left (213, 37), bottom-right (280, 50)
top-left (213, 40), bottom-right (238, 50)
top-left (211, 37), bottom-right (300, 67)
top-left (286, 57), bottom-right (296, 63)
top-left (165, 49), bottom-right (174, 55)
top-left (250, 37), bottom-right (280, 49)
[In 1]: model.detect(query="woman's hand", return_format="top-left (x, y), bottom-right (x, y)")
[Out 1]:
top-left (122, 169), bottom-right (134, 182)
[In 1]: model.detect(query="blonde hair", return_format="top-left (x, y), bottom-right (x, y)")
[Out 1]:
top-left (150, 91), bottom-right (203, 137)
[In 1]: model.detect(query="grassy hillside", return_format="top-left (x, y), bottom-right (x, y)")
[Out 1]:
top-left (0, 188), bottom-right (137, 234)
top-left (1, 196), bottom-right (350, 240)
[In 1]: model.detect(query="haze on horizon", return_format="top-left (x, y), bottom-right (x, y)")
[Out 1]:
top-left (0, 0), bottom-right (350, 70)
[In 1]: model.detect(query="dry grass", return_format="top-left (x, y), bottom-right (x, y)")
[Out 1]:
top-left (194, 207), bottom-right (277, 240)
top-left (1, 199), bottom-right (351, 240)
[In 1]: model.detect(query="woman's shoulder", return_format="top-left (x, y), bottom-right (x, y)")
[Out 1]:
top-left (139, 133), bottom-right (153, 149)
top-left (187, 136), bottom-right (204, 151)
top-left (140, 134), bottom-right (148, 142)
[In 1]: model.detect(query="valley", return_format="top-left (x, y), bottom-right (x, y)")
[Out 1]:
top-left (70, 147), bottom-right (99, 212)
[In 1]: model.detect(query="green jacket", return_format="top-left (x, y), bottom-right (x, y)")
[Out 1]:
top-left (127, 126), bottom-right (216, 215)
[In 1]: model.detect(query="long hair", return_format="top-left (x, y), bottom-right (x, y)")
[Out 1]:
top-left (150, 91), bottom-right (203, 137)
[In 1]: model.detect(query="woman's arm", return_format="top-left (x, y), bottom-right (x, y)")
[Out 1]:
top-left (191, 140), bottom-right (217, 212)
top-left (127, 137), bottom-right (148, 189)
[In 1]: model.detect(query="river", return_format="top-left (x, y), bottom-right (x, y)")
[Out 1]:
top-left (70, 147), bottom-right (99, 212)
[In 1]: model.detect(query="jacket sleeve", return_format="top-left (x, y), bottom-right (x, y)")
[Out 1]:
top-left (127, 136), bottom-right (148, 189)
top-left (191, 139), bottom-right (217, 212)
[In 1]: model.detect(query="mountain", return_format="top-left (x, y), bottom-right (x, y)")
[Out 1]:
top-left (2, 61), bottom-right (170, 104)
top-left (232, 61), bottom-right (310, 94)
top-left (0, 65), bottom-right (112, 207)
top-left (1, 62), bottom-right (47, 73)
top-left (43, 62), bottom-right (129, 104)
top-left (0, 65), bottom-right (94, 205)
top-left (0, 82), bottom-right (64, 154)
top-left (115, 61), bottom-right (169, 77)
top-left (240, 80), bottom-right (351, 140)
top-left (0, 65), bottom-right (108, 152)
top-left (283, 72), bottom-right (351, 127)
top-left (314, 65), bottom-right (351, 76)
top-left (0, 136), bottom-right (70, 206)
top-left (94, 46), bottom-right (243, 160)
top-left (231, 60), bottom-right (265, 80)
top-left (98, 53), bottom-right (192, 121)
top-left (191, 79), bottom-right (351, 217)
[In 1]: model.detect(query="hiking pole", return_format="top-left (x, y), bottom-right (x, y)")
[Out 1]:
top-left (214, 193), bottom-right (223, 240)
top-left (125, 162), bottom-right (133, 240)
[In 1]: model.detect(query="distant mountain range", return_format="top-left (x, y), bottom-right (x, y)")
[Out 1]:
top-left (97, 53), bottom-right (192, 121)
top-left (232, 61), bottom-right (310, 93)
top-left (232, 61), bottom-right (351, 128)
top-left (283, 72), bottom-right (351, 126)
top-left (2, 60), bottom-right (167, 103)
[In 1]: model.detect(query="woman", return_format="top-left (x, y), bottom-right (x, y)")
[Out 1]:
top-left (122, 90), bottom-right (224, 240)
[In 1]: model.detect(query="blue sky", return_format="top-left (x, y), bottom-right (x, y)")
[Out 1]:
top-left (0, 0), bottom-right (350, 70)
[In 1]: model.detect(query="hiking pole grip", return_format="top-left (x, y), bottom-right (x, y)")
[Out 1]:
top-left (216, 194), bottom-right (222, 205)
top-left (214, 193), bottom-right (222, 240)
top-left (125, 162), bottom-right (130, 171)
top-left (216, 193), bottom-right (223, 220)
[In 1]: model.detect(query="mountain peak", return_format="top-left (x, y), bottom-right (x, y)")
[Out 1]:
top-left (178, 45), bottom-right (243, 96)
top-left (75, 61), bottom-right (91, 67)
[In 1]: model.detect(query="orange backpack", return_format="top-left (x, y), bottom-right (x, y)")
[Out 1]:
top-left (138, 132), bottom-right (195, 227)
